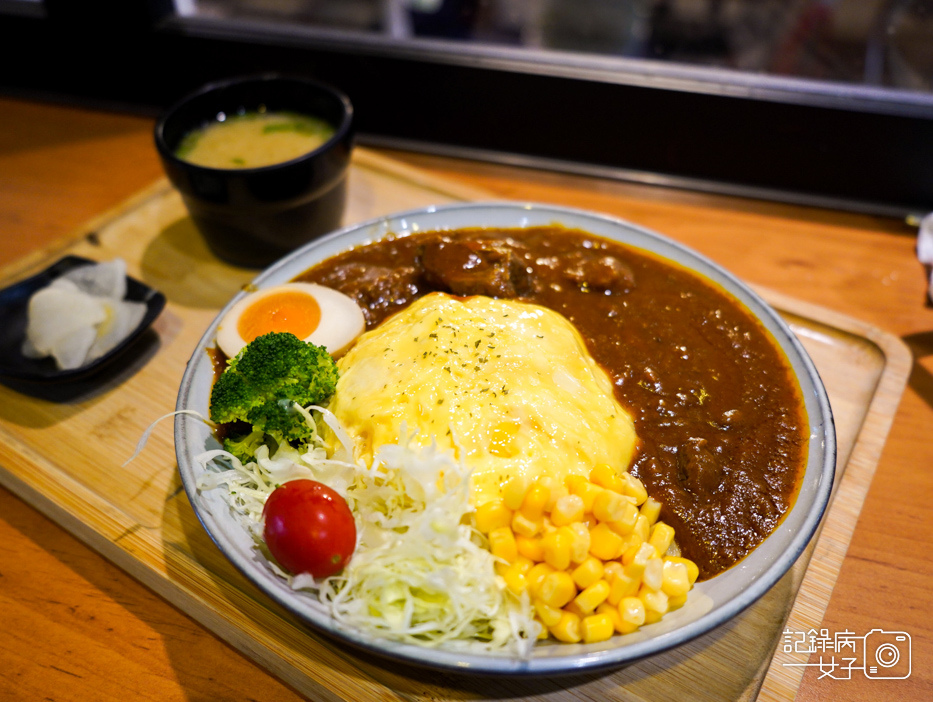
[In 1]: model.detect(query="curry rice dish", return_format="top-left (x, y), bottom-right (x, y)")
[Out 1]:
top-left (297, 226), bottom-right (808, 580)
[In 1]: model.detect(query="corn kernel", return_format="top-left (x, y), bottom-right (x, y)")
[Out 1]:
top-left (640, 496), bottom-right (662, 525)
top-left (565, 474), bottom-right (587, 494)
top-left (567, 476), bottom-right (604, 512)
top-left (648, 522), bottom-right (675, 555)
top-left (475, 499), bottom-right (512, 534)
top-left (592, 489), bottom-right (628, 523)
top-left (550, 611), bottom-right (582, 643)
top-left (661, 560), bottom-right (691, 597)
top-left (618, 596), bottom-right (646, 633)
top-left (607, 567), bottom-right (640, 605)
top-left (541, 527), bottom-right (572, 571)
top-left (485, 465), bottom-right (694, 645)
top-left (571, 556), bottom-right (605, 590)
top-left (521, 482), bottom-right (551, 521)
top-left (526, 562), bottom-right (555, 598)
top-left (501, 563), bottom-right (528, 594)
top-left (666, 556), bottom-right (700, 585)
top-left (620, 535), bottom-right (645, 566)
top-left (633, 513), bottom-right (650, 543)
top-left (511, 510), bottom-right (541, 538)
top-left (640, 587), bottom-right (669, 615)
top-left (602, 560), bottom-right (624, 583)
top-left (573, 579), bottom-right (611, 614)
top-left (550, 494), bottom-right (585, 527)
top-left (536, 620), bottom-right (550, 639)
top-left (537, 476), bottom-right (568, 512)
top-left (642, 557), bottom-right (663, 592)
top-left (503, 475), bottom-right (529, 510)
top-left (590, 464), bottom-right (624, 493)
top-left (566, 522), bottom-right (591, 564)
top-left (596, 601), bottom-right (625, 634)
top-left (606, 501), bottom-right (640, 536)
top-left (589, 523), bottom-right (625, 560)
top-left (581, 613), bottom-right (615, 644)
top-left (621, 557), bottom-right (649, 585)
top-left (488, 526), bottom-right (518, 563)
top-left (538, 571), bottom-right (577, 608)
top-left (644, 610), bottom-right (663, 625)
top-left (620, 472), bottom-right (648, 505)
top-left (563, 600), bottom-right (587, 619)
top-left (516, 534), bottom-right (545, 562)
top-left (534, 598), bottom-right (563, 627)
top-left (632, 541), bottom-right (658, 568)
top-left (513, 555), bottom-right (534, 573)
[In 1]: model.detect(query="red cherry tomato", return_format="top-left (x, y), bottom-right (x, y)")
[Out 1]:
top-left (262, 479), bottom-right (356, 578)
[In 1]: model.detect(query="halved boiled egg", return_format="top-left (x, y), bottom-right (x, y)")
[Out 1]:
top-left (215, 282), bottom-right (365, 359)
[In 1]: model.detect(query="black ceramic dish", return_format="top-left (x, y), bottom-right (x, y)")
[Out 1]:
top-left (154, 73), bottom-right (355, 268)
top-left (0, 256), bottom-right (166, 383)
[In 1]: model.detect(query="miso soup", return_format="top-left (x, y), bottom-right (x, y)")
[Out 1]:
top-left (175, 110), bottom-right (335, 169)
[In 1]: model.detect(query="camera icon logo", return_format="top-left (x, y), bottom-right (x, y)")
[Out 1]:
top-left (863, 629), bottom-right (911, 679)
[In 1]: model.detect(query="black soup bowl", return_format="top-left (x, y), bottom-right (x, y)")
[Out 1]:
top-left (154, 74), bottom-right (355, 268)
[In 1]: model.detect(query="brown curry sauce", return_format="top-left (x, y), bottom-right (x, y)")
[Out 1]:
top-left (295, 226), bottom-right (807, 579)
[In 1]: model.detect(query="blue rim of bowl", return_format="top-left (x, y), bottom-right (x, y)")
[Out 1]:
top-left (174, 202), bottom-right (836, 676)
top-left (0, 255), bottom-right (166, 383)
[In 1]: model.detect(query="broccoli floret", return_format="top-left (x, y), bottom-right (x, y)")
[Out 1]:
top-left (222, 427), bottom-right (269, 465)
top-left (209, 332), bottom-right (338, 459)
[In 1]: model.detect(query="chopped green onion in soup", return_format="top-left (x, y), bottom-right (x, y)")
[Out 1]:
top-left (175, 111), bottom-right (335, 169)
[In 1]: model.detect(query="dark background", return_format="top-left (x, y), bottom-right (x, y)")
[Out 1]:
top-left (2, 0), bottom-right (932, 218)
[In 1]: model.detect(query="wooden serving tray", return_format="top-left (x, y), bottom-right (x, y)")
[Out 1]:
top-left (0, 150), bottom-right (911, 701)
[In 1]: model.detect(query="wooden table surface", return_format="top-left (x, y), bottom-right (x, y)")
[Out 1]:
top-left (0, 96), bottom-right (930, 701)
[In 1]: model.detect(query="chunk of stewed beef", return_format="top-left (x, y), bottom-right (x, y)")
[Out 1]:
top-left (677, 437), bottom-right (724, 496)
top-left (561, 251), bottom-right (635, 292)
top-left (418, 236), bottom-right (535, 298)
top-left (313, 262), bottom-right (421, 327)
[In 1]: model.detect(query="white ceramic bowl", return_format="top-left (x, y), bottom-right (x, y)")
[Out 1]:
top-left (175, 202), bottom-right (836, 675)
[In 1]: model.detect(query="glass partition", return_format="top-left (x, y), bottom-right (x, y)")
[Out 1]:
top-left (183, 0), bottom-right (933, 96)
top-left (2, 0), bottom-right (932, 216)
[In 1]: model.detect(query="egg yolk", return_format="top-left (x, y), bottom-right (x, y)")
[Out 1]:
top-left (237, 290), bottom-right (321, 343)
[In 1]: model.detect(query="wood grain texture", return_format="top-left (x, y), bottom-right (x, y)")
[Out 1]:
top-left (0, 97), bottom-right (930, 701)
top-left (0, 172), bottom-right (904, 701)
top-left (386, 152), bottom-right (933, 702)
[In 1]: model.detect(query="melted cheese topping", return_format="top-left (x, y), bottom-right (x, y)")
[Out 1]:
top-left (329, 292), bottom-right (637, 505)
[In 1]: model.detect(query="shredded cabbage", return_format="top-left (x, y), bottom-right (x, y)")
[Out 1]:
top-left (196, 406), bottom-right (539, 657)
